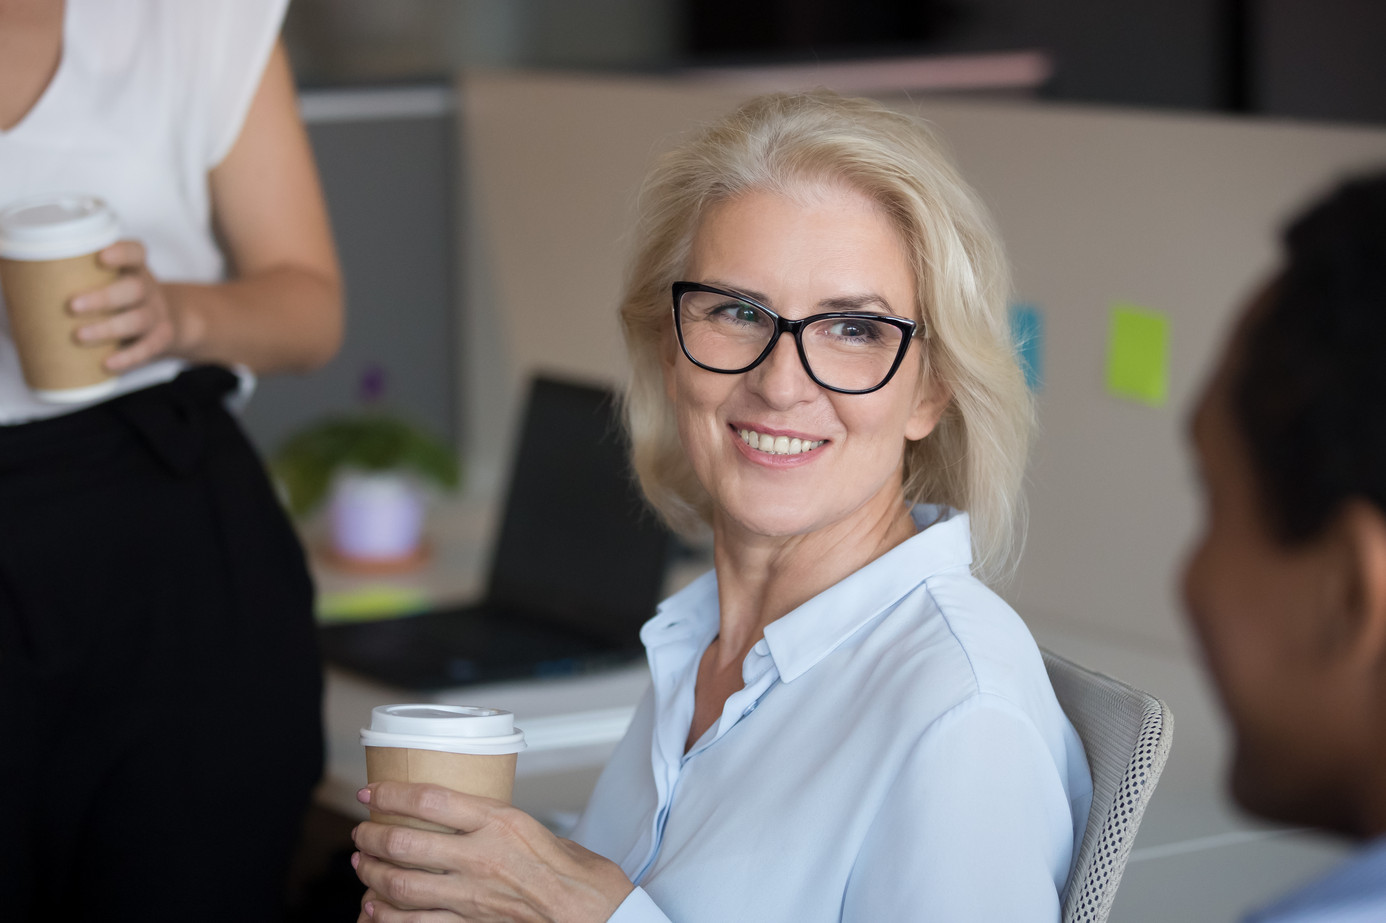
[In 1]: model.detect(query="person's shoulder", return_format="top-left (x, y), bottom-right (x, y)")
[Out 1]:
top-left (152, 0), bottom-right (288, 166)
top-left (1247, 838), bottom-right (1386, 923)
top-left (148, 0), bottom-right (285, 67)
top-left (860, 569), bottom-right (1044, 709)
top-left (157, 0), bottom-right (286, 31)
top-left (923, 568), bottom-right (1047, 691)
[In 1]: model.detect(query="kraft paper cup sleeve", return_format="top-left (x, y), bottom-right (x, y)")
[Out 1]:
top-left (364, 747), bottom-right (519, 830)
top-left (0, 194), bottom-right (123, 398)
top-left (361, 704), bottom-right (526, 832)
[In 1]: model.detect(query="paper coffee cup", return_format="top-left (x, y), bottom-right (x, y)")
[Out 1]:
top-left (0, 194), bottom-right (122, 402)
top-left (360, 704), bottom-right (526, 833)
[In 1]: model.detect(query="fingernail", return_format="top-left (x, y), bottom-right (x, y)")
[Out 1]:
top-left (351, 851), bottom-right (360, 870)
top-left (364, 901), bottom-right (375, 918)
top-left (357, 786), bottom-right (372, 804)
top-left (70, 296), bottom-right (90, 312)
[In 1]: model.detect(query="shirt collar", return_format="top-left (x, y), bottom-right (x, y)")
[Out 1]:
top-left (640, 504), bottom-right (973, 683)
top-left (763, 504), bottom-right (971, 682)
top-left (641, 568), bottom-right (721, 652)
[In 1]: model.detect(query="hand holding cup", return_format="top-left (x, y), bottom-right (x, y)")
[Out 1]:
top-left (352, 704), bottom-right (634, 921)
top-left (70, 238), bottom-right (181, 374)
top-left (351, 781), bottom-right (634, 922)
top-left (360, 705), bottom-right (526, 832)
top-left (0, 194), bottom-right (123, 402)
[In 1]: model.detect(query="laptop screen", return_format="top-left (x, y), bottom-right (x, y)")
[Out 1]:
top-left (485, 375), bottom-right (675, 645)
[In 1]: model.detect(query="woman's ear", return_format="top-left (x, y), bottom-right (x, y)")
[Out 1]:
top-left (1322, 500), bottom-right (1386, 673)
top-left (905, 375), bottom-right (952, 442)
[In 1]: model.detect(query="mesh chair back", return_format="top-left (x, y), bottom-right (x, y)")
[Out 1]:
top-left (1043, 648), bottom-right (1174, 923)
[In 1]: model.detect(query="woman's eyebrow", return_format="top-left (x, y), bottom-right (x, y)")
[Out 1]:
top-left (701, 280), bottom-right (771, 304)
top-left (699, 282), bottom-right (895, 314)
top-left (819, 294), bottom-right (894, 313)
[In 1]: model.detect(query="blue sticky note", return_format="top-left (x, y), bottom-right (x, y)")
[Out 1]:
top-left (1009, 303), bottom-right (1044, 392)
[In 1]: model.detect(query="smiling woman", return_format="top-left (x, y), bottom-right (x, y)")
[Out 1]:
top-left (349, 91), bottom-right (1091, 923)
top-left (663, 184), bottom-right (942, 547)
top-left (623, 92), bottom-right (1030, 585)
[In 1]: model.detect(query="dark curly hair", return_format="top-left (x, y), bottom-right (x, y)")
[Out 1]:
top-left (1233, 171), bottom-right (1386, 544)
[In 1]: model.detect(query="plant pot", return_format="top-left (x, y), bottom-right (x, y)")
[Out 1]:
top-left (326, 470), bottom-right (427, 566)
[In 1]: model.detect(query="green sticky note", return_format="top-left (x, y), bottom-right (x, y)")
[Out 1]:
top-left (1106, 303), bottom-right (1169, 406)
top-left (317, 586), bottom-right (430, 623)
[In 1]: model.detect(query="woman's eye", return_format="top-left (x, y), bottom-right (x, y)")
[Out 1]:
top-left (827, 319), bottom-right (881, 340)
top-left (712, 302), bottom-right (763, 324)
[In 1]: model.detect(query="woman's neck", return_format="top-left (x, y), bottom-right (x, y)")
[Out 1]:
top-left (707, 495), bottom-right (918, 671)
top-left (0, 0), bottom-right (63, 132)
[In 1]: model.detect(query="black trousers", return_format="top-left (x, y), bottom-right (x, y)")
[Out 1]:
top-left (0, 367), bottom-right (325, 921)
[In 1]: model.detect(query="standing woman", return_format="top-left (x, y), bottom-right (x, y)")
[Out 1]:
top-left (0, 1), bottom-right (342, 920)
top-left (348, 91), bottom-right (1089, 921)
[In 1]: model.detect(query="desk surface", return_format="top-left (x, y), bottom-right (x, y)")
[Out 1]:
top-left (321, 661), bottom-right (650, 832)
top-left (312, 495), bottom-right (1349, 921)
top-left (312, 494), bottom-right (695, 830)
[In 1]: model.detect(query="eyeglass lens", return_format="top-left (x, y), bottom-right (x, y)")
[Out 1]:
top-left (677, 288), bottom-right (907, 392)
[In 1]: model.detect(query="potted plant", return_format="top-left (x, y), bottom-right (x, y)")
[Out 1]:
top-left (272, 407), bottom-right (460, 570)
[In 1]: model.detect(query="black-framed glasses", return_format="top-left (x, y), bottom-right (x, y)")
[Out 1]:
top-left (672, 281), bottom-right (922, 395)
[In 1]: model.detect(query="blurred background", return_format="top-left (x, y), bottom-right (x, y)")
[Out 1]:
top-left (244, 0), bottom-right (1386, 475)
top-left (267, 4), bottom-right (1386, 920)
top-left (281, 0), bottom-right (1386, 119)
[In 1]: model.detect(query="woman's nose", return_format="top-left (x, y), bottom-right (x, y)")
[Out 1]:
top-left (749, 333), bottom-right (818, 407)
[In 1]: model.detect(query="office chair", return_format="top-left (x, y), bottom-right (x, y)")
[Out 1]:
top-left (1042, 648), bottom-right (1174, 923)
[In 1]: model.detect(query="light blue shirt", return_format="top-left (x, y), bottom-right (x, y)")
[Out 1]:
top-left (1244, 836), bottom-right (1386, 923)
top-left (572, 505), bottom-right (1092, 922)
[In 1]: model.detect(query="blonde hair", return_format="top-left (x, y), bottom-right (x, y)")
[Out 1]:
top-left (619, 91), bottom-right (1032, 584)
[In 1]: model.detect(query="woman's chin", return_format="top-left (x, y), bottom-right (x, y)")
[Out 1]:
top-left (715, 503), bottom-right (831, 542)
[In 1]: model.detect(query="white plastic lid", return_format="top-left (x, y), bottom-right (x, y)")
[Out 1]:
top-left (0, 194), bottom-right (121, 260)
top-left (360, 704), bottom-right (526, 755)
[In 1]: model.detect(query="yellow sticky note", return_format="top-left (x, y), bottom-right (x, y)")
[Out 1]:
top-left (1106, 304), bottom-right (1169, 406)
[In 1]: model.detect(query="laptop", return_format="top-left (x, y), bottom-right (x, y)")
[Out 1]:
top-left (318, 375), bottom-right (676, 690)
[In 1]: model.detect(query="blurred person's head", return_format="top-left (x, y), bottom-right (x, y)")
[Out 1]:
top-left (618, 90), bottom-right (1031, 582)
top-left (1183, 172), bottom-right (1386, 838)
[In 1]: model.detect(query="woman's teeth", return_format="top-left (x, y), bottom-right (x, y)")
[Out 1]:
top-left (738, 429), bottom-right (825, 455)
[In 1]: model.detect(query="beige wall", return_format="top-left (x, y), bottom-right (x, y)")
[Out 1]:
top-left (458, 70), bottom-right (1386, 649)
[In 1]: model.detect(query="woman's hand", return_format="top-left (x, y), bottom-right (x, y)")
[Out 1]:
top-left (61, 40), bottom-right (344, 379)
top-left (351, 782), bottom-right (634, 923)
top-left (70, 240), bottom-right (184, 373)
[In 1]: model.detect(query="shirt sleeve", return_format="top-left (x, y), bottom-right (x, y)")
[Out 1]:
top-left (843, 694), bottom-right (1076, 923)
top-left (172, 0), bottom-right (289, 168)
top-left (606, 887), bottom-right (673, 923)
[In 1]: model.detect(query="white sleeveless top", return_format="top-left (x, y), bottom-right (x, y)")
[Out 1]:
top-left (0, 0), bottom-right (286, 424)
